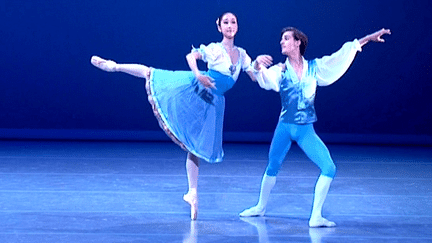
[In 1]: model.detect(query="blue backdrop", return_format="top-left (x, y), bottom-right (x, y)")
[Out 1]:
top-left (1, 0), bottom-right (431, 144)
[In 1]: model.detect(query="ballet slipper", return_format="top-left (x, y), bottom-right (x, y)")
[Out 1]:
top-left (90, 56), bottom-right (117, 72)
top-left (183, 192), bottom-right (198, 220)
top-left (239, 206), bottom-right (266, 217)
top-left (308, 217), bottom-right (336, 228)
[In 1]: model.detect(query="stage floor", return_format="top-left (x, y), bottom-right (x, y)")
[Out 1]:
top-left (0, 140), bottom-right (431, 242)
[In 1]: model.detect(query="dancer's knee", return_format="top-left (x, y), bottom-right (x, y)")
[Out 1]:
top-left (265, 164), bottom-right (280, 177)
top-left (322, 163), bottom-right (336, 178)
top-left (187, 153), bottom-right (200, 167)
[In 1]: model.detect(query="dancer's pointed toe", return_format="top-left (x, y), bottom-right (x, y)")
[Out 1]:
top-left (90, 56), bottom-right (117, 72)
top-left (183, 193), bottom-right (198, 220)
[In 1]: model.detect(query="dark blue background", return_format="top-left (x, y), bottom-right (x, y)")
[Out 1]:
top-left (1, 0), bottom-right (431, 144)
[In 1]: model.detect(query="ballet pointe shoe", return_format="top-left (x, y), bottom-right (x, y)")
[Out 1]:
top-left (90, 56), bottom-right (117, 72)
top-left (308, 217), bottom-right (336, 228)
top-left (183, 192), bottom-right (198, 220)
top-left (239, 206), bottom-right (266, 217)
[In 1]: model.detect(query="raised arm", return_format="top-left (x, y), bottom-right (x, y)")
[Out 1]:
top-left (315, 41), bottom-right (361, 86)
top-left (358, 28), bottom-right (391, 47)
top-left (316, 28), bottom-right (391, 86)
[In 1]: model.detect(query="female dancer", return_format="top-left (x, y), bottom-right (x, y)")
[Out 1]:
top-left (240, 27), bottom-right (391, 227)
top-left (91, 12), bottom-right (256, 220)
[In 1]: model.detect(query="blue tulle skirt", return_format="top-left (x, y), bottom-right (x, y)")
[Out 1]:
top-left (145, 69), bottom-right (235, 163)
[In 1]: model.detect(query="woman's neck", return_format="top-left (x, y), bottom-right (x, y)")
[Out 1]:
top-left (221, 38), bottom-right (235, 50)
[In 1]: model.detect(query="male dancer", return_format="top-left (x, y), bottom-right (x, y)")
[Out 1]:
top-left (241, 27), bottom-right (391, 227)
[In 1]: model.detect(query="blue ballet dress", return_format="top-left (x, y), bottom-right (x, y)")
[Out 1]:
top-left (146, 69), bottom-right (235, 163)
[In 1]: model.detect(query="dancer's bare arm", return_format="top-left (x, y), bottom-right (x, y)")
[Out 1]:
top-left (358, 28), bottom-right (391, 47)
top-left (186, 52), bottom-right (215, 89)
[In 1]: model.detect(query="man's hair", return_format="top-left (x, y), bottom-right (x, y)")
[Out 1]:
top-left (281, 27), bottom-right (308, 56)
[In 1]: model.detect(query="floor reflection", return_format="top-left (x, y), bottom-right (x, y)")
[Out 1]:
top-left (183, 220), bottom-right (197, 243)
top-left (240, 217), bottom-right (270, 242)
top-left (240, 216), bottom-right (336, 243)
top-left (309, 227), bottom-right (336, 243)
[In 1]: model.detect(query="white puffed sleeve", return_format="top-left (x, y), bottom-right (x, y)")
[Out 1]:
top-left (253, 64), bottom-right (282, 92)
top-left (239, 48), bottom-right (253, 72)
top-left (191, 43), bottom-right (224, 66)
top-left (315, 39), bottom-right (362, 86)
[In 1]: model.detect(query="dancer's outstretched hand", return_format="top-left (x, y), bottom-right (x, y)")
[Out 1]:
top-left (368, 28), bottom-right (391, 43)
top-left (91, 56), bottom-right (117, 72)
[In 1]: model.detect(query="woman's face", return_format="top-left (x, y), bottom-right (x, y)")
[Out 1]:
top-left (218, 13), bottom-right (238, 39)
top-left (280, 31), bottom-right (301, 56)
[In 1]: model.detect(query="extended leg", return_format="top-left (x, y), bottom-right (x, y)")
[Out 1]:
top-left (240, 122), bottom-right (292, 217)
top-left (184, 152), bottom-right (200, 220)
top-left (91, 56), bottom-right (151, 78)
top-left (296, 125), bottom-right (336, 227)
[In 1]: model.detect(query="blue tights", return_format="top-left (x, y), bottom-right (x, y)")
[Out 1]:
top-left (265, 122), bottom-right (336, 178)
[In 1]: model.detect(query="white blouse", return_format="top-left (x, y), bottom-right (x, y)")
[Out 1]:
top-left (254, 39), bottom-right (362, 92)
top-left (193, 42), bottom-right (253, 81)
